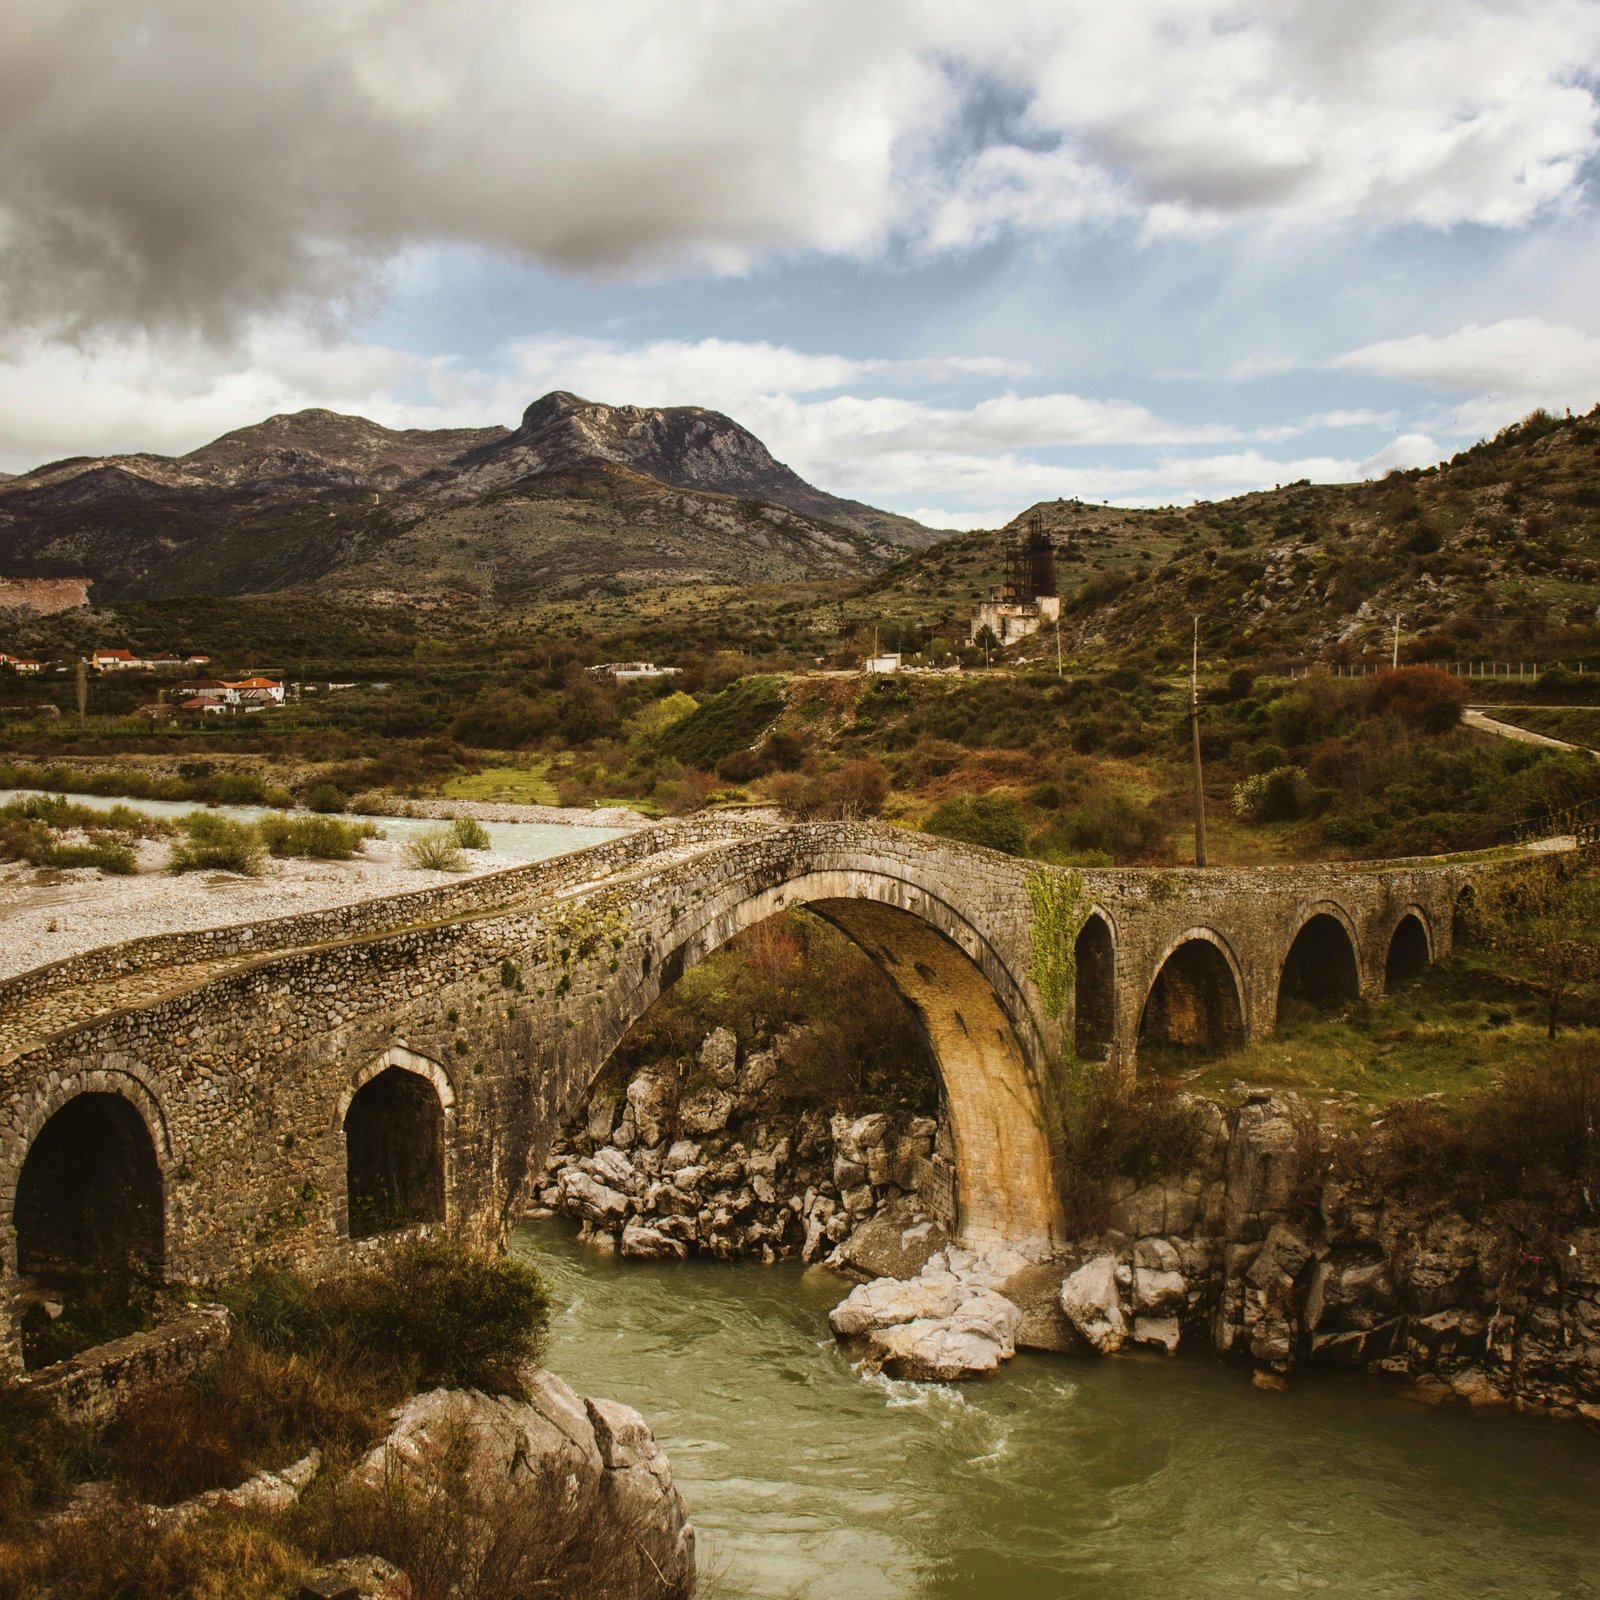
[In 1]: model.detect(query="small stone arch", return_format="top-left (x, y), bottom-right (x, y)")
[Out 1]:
top-left (1276, 905), bottom-right (1362, 1021)
top-left (340, 1047), bottom-right (455, 1240)
top-left (1074, 909), bottom-right (1116, 1060)
top-left (1139, 928), bottom-right (1248, 1052)
top-left (12, 1080), bottom-right (168, 1365)
top-left (1384, 910), bottom-right (1432, 991)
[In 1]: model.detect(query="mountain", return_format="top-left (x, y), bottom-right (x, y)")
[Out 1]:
top-left (0, 395), bottom-right (939, 603)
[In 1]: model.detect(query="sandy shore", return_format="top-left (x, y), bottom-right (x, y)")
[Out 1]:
top-left (0, 836), bottom-right (527, 982)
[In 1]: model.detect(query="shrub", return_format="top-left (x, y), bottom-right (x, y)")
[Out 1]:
top-left (314, 1240), bottom-right (550, 1397)
top-left (304, 782), bottom-right (346, 814)
top-left (656, 676), bottom-right (783, 767)
top-left (0, 1388), bottom-right (95, 1538)
top-left (404, 827), bottom-right (467, 872)
top-left (922, 795), bottom-right (1027, 855)
top-left (1031, 793), bottom-right (1169, 864)
top-left (1362, 667), bottom-right (1468, 734)
top-left (450, 816), bottom-right (491, 850)
top-left (770, 758), bottom-right (890, 819)
top-left (258, 813), bottom-right (375, 860)
top-left (169, 814), bottom-right (267, 876)
top-left (1231, 765), bottom-right (1314, 823)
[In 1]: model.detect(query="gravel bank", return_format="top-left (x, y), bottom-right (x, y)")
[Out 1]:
top-left (0, 837), bottom-right (528, 982)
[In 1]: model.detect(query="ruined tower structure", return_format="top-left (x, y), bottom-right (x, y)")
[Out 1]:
top-left (969, 511), bottom-right (1061, 646)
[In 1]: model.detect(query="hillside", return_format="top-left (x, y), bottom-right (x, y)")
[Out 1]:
top-left (833, 407), bottom-right (1600, 671)
top-left (0, 393), bottom-right (936, 603)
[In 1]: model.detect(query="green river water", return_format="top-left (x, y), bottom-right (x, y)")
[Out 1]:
top-left (515, 1218), bottom-right (1600, 1600)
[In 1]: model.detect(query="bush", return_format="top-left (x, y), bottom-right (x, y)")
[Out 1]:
top-left (304, 782), bottom-right (346, 814)
top-left (311, 1239), bottom-right (550, 1397)
top-left (404, 827), bottom-right (467, 872)
top-left (258, 813), bottom-right (375, 860)
top-left (1030, 793), bottom-right (1169, 864)
top-left (450, 816), bottom-right (491, 850)
top-left (656, 676), bottom-right (783, 768)
top-left (770, 758), bottom-right (890, 819)
top-left (922, 795), bottom-right (1027, 855)
top-left (169, 814), bottom-right (267, 875)
top-left (1231, 765), bottom-right (1314, 823)
top-left (0, 1389), bottom-right (94, 1537)
top-left (1362, 667), bottom-right (1468, 734)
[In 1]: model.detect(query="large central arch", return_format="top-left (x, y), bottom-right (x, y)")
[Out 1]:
top-left (595, 867), bottom-right (1062, 1250)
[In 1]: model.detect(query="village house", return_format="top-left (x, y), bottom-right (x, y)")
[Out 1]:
top-left (0, 653), bottom-right (42, 674)
top-left (91, 647), bottom-right (213, 672)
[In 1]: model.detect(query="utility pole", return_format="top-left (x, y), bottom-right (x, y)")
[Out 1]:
top-left (1392, 612), bottom-right (1402, 669)
top-left (1190, 616), bottom-right (1208, 868)
top-left (1056, 612), bottom-right (1063, 678)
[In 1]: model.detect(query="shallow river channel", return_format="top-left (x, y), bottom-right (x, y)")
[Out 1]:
top-left (517, 1218), bottom-right (1600, 1600)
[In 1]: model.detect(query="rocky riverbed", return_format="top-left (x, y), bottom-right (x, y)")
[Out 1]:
top-left (540, 1050), bottom-right (1600, 1420)
top-left (533, 1026), bottom-right (954, 1267)
top-left (829, 1090), bottom-right (1600, 1420)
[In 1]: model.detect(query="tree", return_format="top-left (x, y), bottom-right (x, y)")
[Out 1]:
top-left (974, 624), bottom-right (999, 667)
top-left (1475, 864), bottom-right (1600, 1038)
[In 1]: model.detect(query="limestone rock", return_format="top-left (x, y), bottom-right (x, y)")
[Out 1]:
top-left (559, 1169), bottom-right (630, 1225)
top-left (1060, 1255), bottom-right (1129, 1355)
top-left (586, 1397), bottom-right (697, 1594)
top-left (829, 1270), bottom-right (964, 1337)
top-left (626, 1071), bottom-right (674, 1147)
top-left (1132, 1267), bottom-right (1187, 1316)
top-left (679, 1086), bottom-right (735, 1136)
top-left (864, 1291), bottom-right (1022, 1380)
top-left (354, 1372), bottom-right (693, 1600)
top-left (1132, 1316), bottom-right (1181, 1355)
top-left (833, 1195), bottom-right (949, 1282)
top-left (620, 1221), bottom-right (688, 1260)
top-left (699, 1026), bottom-right (739, 1089)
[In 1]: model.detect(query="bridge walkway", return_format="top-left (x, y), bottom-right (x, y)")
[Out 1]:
top-left (0, 829), bottom-right (741, 1067)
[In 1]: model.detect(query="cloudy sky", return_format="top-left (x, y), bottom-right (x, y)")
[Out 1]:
top-left (3, 0), bottom-right (1599, 525)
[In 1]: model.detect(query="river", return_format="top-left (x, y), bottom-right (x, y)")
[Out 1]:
top-left (516, 1217), bottom-right (1600, 1600)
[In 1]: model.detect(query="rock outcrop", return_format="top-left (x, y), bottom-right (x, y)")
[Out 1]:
top-left (535, 1028), bottom-right (952, 1265)
top-left (352, 1368), bottom-right (695, 1598)
top-left (827, 1090), bottom-right (1600, 1419)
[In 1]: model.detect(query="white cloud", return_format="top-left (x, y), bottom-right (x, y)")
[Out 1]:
top-left (1334, 317), bottom-right (1600, 404)
top-left (2, 1), bottom-right (1596, 339)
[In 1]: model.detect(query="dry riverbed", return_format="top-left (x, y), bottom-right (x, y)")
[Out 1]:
top-left (0, 835), bottom-right (524, 981)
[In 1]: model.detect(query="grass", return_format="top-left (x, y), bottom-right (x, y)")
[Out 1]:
top-left (441, 762), bottom-right (557, 805)
top-left (1166, 948), bottom-right (1598, 1112)
top-left (403, 826), bottom-right (467, 871)
top-left (1488, 706), bottom-right (1600, 751)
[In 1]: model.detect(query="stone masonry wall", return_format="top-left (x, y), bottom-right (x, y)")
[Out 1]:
top-left (0, 814), bottom-right (1515, 1371)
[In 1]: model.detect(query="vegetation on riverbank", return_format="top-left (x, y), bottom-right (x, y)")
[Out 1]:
top-left (0, 1241), bottom-right (551, 1600)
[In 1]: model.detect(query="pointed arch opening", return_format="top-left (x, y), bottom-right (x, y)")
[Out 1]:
top-left (1139, 935), bottom-right (1246, 1053)
top-left (345, 1066), bottom-right (447, 1238)
top-left (1384, 913), bottom-right (1431, 991)
top-left (1277, 912), bottom-right (1361, 1022)
top-left (15, 1092), bottom-right (164, 1367)
top-left (1074, 912), bottom-right (1116, 1060)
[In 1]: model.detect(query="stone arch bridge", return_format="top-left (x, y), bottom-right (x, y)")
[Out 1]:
top-left (0, 816), bottom-right (1509, 1369)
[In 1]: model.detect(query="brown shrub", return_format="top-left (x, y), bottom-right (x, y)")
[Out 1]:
top-left (0, 1500), bottom-right (304, 1600)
